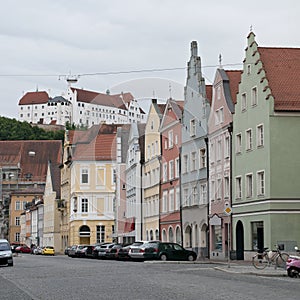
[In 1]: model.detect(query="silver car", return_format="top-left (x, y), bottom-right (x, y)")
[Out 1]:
top-left (0, 239), bottom-right (13, 266)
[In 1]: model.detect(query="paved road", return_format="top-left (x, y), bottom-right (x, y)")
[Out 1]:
top-left (0, 254), bottom-right (299, 300)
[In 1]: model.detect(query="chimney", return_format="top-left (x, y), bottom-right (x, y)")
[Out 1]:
top-left (152, 99), bottom-right (157, 104)
top-left (191, 41), bottom-right (198, 57)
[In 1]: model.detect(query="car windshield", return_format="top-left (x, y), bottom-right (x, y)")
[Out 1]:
top-left (0, 242), bottom-right (10, 251)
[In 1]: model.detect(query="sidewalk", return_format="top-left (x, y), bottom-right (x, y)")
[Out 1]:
top-left (208, 260), bottom-right (287, 277)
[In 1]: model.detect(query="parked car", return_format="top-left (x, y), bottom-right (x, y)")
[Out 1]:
top-left (68, 245), bottom-right (79, 258)
top-left (33, 246), bottom-right (43, 255)
top-left (84, 245), bottom-right (100, 258)
top-left (130, 241), bottom-right (197, 261)
top-left (10, 242), bottom-right (22, 253)
top-left (0, 239), bottom-right (13, 266)
top-left (15, 244), bottom-right (31, 254)
top-left (75, 245), bottom-right (89, 258)
top-left (91, 243), bottom-right (111, 258)
top-left (64, 246), bottom-right (72, 255)
top-left (129, 241), bottom-right (157, 261)
top-left (97, 243), bottom-right (117, 259)
top-left (118, 241), bottom-right (149, 260)
top-left (105, 244), bottom-right (123, 259)
top-left (42, 246), bottom-right (55, 256)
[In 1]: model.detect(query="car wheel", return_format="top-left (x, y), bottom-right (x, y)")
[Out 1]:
top-left (187, 254), bottom-right (196, 261)
top-left (160, 254), bottom-right (168, 261)
top-left (288, 267), bottom-right (300, 278)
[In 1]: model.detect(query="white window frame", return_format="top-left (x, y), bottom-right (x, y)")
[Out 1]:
top-left (168, 130), bottom-right (174, 148)
top-left (162, 191), bottom-right (168, 212)
top-left (224, 136), bottom-right (230, 159)
top-left (190, 151), bottom-right (196, 171)
top-left (200, 184), bottom-right (207, 204)
top-left (162, 163), bottom-right (168, 182)
top-left (236, 176), bottom-right (242, 199)
top-left (169, 160), bottom-right (174, 180)
top-left (257, 170), bottom-right (265, 196)
top-left (175, 187), bottom-right (180, 210)
top-left (175, 157), bottom-right (179, 178)
top-left (81, 168), bottom-right (89, 184)
top-left (217, 178), bottom-right (222, 200)
top-left (169, 188), bottom-right (174, 212)
top-left (81, 198), bottom-right (88, 213)
top-left (199, 148), bottom-right (206, 169)
top-left (224, 176), bottom-right (229, 199)
top-left (190, 119), bottom-right (196, 137)
top-left (236, 133), bottom-right (242, 154)
top-left (246, 129), bottom-right (253, 151)
top-left (246, 173), bottom-right (253, 198)
top-left (257, 124), bottom-right (264, 147)
top-left (183, 155), bottom-right (188, 174)
top-left (251, 86), bottom-right (258, 106)
top-left (241, 93), bottom-right (247, 111)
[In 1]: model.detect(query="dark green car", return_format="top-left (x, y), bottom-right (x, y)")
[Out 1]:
top-left (142, 242), bottom-right (197, 261)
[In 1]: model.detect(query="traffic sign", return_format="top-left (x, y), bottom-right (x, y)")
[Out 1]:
top-left (224, 206), bottom-right (232, 216)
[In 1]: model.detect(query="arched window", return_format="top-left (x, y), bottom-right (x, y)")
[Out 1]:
top-left (79, 225), bottom-right (90, 237)
top-left (168, 227), bottom-right (174, 243)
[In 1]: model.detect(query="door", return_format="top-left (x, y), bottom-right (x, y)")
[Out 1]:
top-left (236, 221), bottom-right (244, 260)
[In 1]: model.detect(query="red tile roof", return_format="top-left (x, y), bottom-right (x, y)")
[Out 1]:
top-left (0, 140), bottom-right (62, 183)
top-left (258, 47), bottom-right (300, 111)
top-left (71, 88), bottom-right (99, 103)
top-left (225, 70), bottom-right (242, 104)
top-left (18, 91), bottom-right (49, 105)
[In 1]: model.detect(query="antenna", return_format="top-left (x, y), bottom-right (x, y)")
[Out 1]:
top-left (169, 82), bottom-right (172, 99)
top-left (219, 54), bottom-right (223, 68)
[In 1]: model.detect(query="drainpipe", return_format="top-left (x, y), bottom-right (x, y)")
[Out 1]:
top-left (204, 137), bottom-right (210, 259)
top-left (179, 147), bottom-right (183, 247)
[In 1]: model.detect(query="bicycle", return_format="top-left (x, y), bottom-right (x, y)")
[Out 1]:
top-left (252, 244), bottom-right (289, 270)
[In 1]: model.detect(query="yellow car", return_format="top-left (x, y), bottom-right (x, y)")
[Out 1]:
top-left (42, 246), bottom-right (55, 256)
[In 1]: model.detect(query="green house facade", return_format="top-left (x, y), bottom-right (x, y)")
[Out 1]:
top-left (232, 32), bottom-right (300, 260)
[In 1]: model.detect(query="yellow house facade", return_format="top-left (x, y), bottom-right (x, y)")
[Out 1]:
top-left (67, 125), bottom-right (117, 246)
top-left (143, 100), bottom-right (165, 241)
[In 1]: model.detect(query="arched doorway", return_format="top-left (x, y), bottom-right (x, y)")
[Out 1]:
top-left (79, 225), bottom-right (90, 244)
top-left (162, 229), bottom-right (167, 242)
top-left (236, 221), bottom-right (244, 260)
top-left (168, 227), bottom-right (174, 242)
top-left (176, 227), bottom-right (181, 244)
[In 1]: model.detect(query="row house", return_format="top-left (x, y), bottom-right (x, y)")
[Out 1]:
top-left (232, 32), bottom-right (300, 260)
top-left (159, 98), bottom-right (183, 244)
top-left (62, 124), bottom-right (118, 246)
top-left (18, 87), bottom-right (146, 127)
top-left (143, 100), bottom-right (166, 241)
top-left (208, 68), bottom-right (242, 260)
top-left (180, 41), bottom-right (211, 257)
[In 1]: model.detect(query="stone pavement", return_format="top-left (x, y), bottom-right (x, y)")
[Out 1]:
top-left (209, 260), bottom-right (287, 277)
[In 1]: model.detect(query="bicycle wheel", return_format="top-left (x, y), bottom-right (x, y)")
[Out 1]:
top-left (276, 253), bottom-right (289, 269)
top-left (252, 253), bottom-right (268, 269)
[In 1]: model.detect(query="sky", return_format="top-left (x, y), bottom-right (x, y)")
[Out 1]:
top-left (1, 0), bottom-right (299, 119)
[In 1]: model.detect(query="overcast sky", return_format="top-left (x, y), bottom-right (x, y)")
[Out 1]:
top-left (1, 0), bottom-right (299, 119)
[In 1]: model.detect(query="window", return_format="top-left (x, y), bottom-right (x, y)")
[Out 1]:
top-left (162, 163), bottom-right (168, 182)
top-left (236, 133), bottom-right (242, 153)
top-left (183, 188), bottom-right (189, 207)
top-left (191, 152), bottom-right (196, 171)
top-left (224, 136), bottom-right (230, 158)
top-left (199, 148), bottom-right (206, 168)
top-left (257, 124), bottom-right (264, 147)
top-left (224, 176), bottom-right (229, 198)
top-left (236, 176), bottom-right (242, 199)
top-left (217, 140), bottom-right (222, 161)
top-left (251, 87), bottom-right (258, 106)
top-left (210, 142), bottom-right (215, 164)
top-left (200, 184), bottom-right (207, 204)
top-left (169, 189), bottom-right (174, 211)
top-left (162, 191), bottom-right (168, 212)
top-left (217, 178), bottom-right (222, 199)
top-left (175, 187), bottom-right (180, 210)
top-left (257, 171), bottom-right (265, 196)
top-left (96, 225), bottom-right (105, 243)
top-left (175, 157), bottom-right (179, 178)
top-left (192, 186), bottom-right (198, 205)
top-left (15, 201), bottom-right (21, 211)
top-left (246, 173), bottom-right (253, 198)
top-left (241, 93), bottom-right (247, 111)
top-left (15, 232), bottom-right (20, 242)
top-left (190, 119), bottom-right (196, 137)
top-left (183, 155), bottom-right (188, 173)
top-left (168, 130), bottom-right (174, 148)
top-left (81, 198), bottom-right (88, 213)
top-left (210, 180), bottom-right (215, 201)
top-left (246, 129), bottom-right (252, 151)
top-left (15, 217), bottom-right (20, 226)
top-left (169, 160), bottom-right (174, 180)
top-left (81, 168), bottom-right (89, 184)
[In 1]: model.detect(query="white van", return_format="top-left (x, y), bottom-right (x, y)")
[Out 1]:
top-left (0, 239), bottom-right (13, 266)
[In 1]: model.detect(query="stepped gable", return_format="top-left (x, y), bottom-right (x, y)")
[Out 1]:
top-left (18, 91), bottom-right (49, 105)
top-left (225, 70), bottom-right (242, 104)
top-left (71, 87), bottom-right (99, 103)
top-left (258, 47), bottom-right (300, 111)
top-left (0, 140), bottom-right (62, 182)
